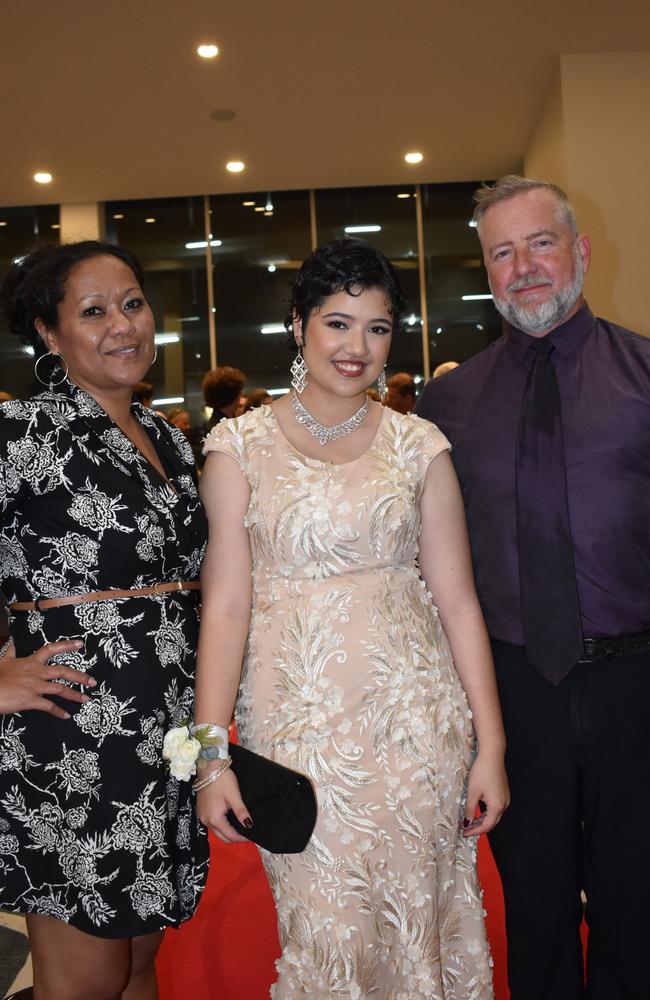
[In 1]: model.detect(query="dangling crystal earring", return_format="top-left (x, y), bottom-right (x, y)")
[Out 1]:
top-left (377, 366), bottom-right (387, 400)
top-left (290, 348), bottom-right (309, 394)
top-left (34, 352), bottom-right (68, 387)
top-left (151, 344), bottom-right (158, 367)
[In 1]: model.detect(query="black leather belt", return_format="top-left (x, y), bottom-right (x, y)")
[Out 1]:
top-left (578, 629), bottom-right (650, 663)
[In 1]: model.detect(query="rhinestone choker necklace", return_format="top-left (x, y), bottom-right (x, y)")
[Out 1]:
top-left (291, 391), bottom-right (369, 446)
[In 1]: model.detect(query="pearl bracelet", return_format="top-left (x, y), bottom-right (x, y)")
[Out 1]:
top-left (192, 756), bottom-right (232, 792)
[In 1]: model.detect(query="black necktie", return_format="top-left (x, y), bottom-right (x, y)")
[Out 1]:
top-left (516, 338), bottom-right (583, 684)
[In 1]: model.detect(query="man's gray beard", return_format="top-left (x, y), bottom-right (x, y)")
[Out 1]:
top-left (491, 250), bottom-right (584, 335)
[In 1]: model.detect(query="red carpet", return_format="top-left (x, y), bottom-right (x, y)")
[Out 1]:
top-left (157, 836), bottom-right (510, 999)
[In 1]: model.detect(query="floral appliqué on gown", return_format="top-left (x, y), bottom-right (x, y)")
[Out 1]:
top-left (204, 404), bottom-right (493, 1000)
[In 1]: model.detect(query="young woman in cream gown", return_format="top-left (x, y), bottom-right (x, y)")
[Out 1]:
top-left (194, 239), bottom-right (509, 999)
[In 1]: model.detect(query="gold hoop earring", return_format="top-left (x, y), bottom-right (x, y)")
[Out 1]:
top-left (34, 353), bottom-right (68, 387)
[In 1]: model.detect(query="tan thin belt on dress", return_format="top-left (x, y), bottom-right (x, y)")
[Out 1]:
top-left (9, 580), bottom-right (201, 613)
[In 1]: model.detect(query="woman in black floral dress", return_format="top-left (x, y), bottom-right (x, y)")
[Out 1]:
top-left (0, 242), bottom-right (208, 999)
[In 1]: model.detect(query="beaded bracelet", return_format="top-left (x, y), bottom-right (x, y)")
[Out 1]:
top-left (192, 756), bottom-right (232, 793)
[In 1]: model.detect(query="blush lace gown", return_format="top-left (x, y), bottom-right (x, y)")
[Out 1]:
top-left (205, 404), bottom-right (493, 1000)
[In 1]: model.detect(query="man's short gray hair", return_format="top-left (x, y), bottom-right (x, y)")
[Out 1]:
top-left (472, 175), bottom-right (578, 237)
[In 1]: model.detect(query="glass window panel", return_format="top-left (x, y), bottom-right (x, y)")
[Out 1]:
top-left (105, 196), bottom-right (210, 426)
top-left (421, 182), bottom-right (502, 377)
top-left (208, 190), bottom-right (312, 396)
top-left (0, 204), bottom-right (60, 399)
top-left (314, 185), bottom-right (423, 381)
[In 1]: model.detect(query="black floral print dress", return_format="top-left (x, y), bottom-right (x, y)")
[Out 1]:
top-left (0, 378), bottom-right (208, 938)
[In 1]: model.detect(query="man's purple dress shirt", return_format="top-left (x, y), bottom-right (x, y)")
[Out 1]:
top-left (416, 304), bottom-right (650, 643)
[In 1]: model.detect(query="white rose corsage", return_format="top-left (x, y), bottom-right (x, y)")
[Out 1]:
top-left (162, 723), bottom-right (229, 782)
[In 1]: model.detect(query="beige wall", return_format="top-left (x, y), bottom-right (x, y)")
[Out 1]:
top-left (59, 203), bottom-right (104, 243)
top-left (525, 52), bottom-right (650, 336)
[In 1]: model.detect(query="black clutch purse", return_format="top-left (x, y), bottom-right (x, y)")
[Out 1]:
top-left (226, 742), bottom-right (317, 854)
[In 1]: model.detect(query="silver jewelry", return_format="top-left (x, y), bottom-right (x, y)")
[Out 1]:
top-left (290, 349), bottom-right (309, 394)
top-left (291, 391), bottom-right (368, 446)
top-left (34, 353), bottom-right (68, 387)
top-left (192, 756), bottom-right (232, 792)
top-left (377, 367), bottom-right (387, 400)
top-left (151, 344), bottom-right (158, 367)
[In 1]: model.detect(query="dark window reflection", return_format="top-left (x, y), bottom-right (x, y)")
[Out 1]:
top-left (106, 197), bottom-right (210, 424)
top-left (208, 191), bottom-right (312, 396)
top-left (315, 186), bottom-right (422, 382)
top-left (0, 204), bottom-right (60, 399)
top-left (421, 182), bottom-right (502, 377)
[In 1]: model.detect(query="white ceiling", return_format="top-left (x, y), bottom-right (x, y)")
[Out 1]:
top-left (1, 0), bottom-right (649, 207)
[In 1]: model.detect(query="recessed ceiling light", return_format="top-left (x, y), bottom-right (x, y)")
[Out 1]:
top-left (145, 217), bottom-right (156, 223)
top-left (344, 225), bottom-right (381, 234)
top-left (0, 221), bottom-right (7, 227)
top-left (265, 201), bottom-right (273, 211)
top-left (397, 193), bottom-right (411, 199)
top-left (51, 224), bottom-right (60, 230)
top-left (113, 213), bottom-right (124, 220)
top-left (468, 219), bottom-right (478, 228)
top-left (254, 206), bottom-right (265, 212)
top-left (260, 323), bottom-right (286, 334)
top-left (197, 44), bottom-right (219, 59)
top-left (34, 172), bottom-right (52, 184)
top-left (242, 201), bottom-right (255, 207)
top-left (264, 211), bottom-right (273, 217)
top-left (267, 264), bottom-right (276, 272)
top-left (226, 160), bottom-right (245, 173)
top-left (404, 152), bottom-right (423, 164)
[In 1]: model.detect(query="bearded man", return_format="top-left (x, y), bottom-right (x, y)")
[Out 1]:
top-left (416, 175), bottom-right (650, 1000)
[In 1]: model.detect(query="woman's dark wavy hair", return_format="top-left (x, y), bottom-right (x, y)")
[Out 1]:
top-left (0, 240), bottom-right (145, 360)
top-left (284, 238), bottom-right (406, 349)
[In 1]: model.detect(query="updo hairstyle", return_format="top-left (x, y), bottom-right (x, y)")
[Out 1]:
top-left (0, 241), bottom-right (145, 360)
top-left (284, 238), bottom-right (406, 350)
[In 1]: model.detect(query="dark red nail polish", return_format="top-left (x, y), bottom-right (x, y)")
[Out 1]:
top-left (243, 817), bottom-right (253, 829)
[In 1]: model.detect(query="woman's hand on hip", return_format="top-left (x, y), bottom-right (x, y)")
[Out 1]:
top-left (196, 767), bottom-right (253, 844)
top-left (0, 639), bottom-right (96, 717)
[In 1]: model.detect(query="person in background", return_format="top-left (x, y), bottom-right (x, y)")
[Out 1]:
top-left (242, 388), bottom-right (272, 411)
top-left (194, 237), bottom-right (507, 998)
top-left (166, 405), bottom-right (191, 437)
top-left (202, 366), bottom-right (246, 431)
top-left (0, 241), bottom-right (208, 1000)
top-left (132, 380), bottom-right (154, 407)
top-left (384, 371), bottom-right (416, 413)
top-left (432, 360), bottom-right (459, 379)
top-left (416, 174), bottom-right (650, 1000)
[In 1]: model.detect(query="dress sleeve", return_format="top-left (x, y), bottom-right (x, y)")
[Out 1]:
top-left (202, 416), bottom-right (247, 473)
top-left (408, 414), bottom-right (452, 489)
top-left (0, 400), bottom-right (44, 516)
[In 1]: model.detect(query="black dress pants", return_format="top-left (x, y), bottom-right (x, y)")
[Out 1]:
top-left (488, 640), bottom-right (650, 1000)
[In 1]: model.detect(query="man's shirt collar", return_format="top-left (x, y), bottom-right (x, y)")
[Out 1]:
top-left (506, 302), bottom-right (596, 365)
